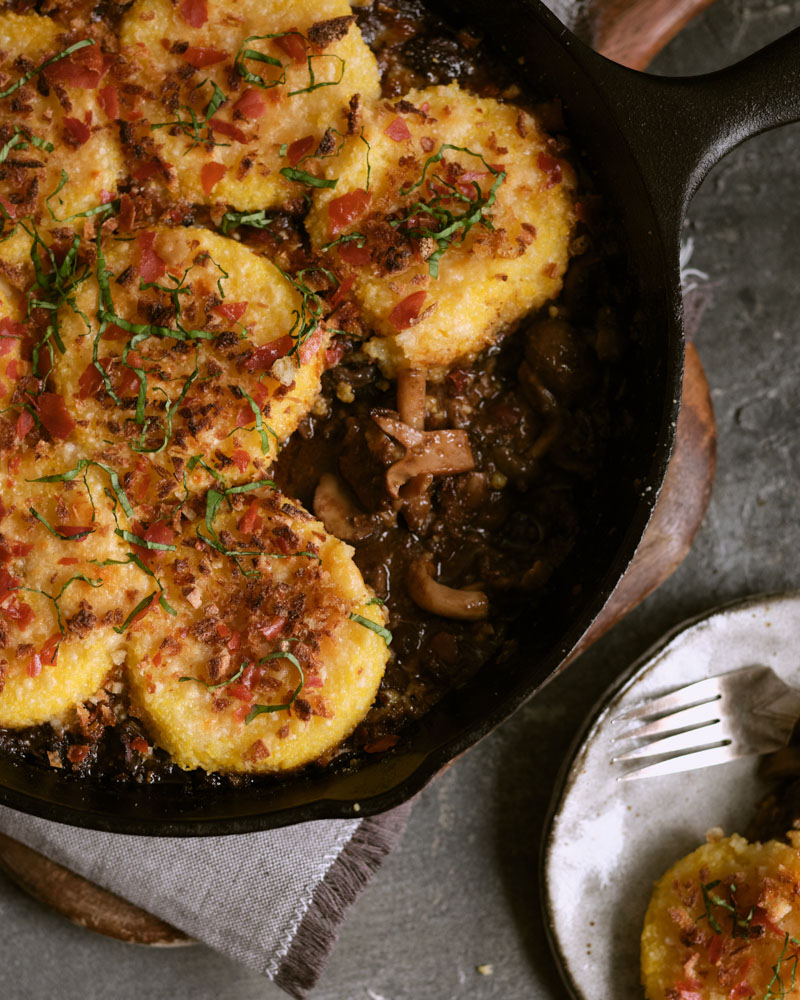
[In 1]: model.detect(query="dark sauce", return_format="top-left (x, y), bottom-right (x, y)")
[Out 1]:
top-left (0, 0), bottom-right (631, 787)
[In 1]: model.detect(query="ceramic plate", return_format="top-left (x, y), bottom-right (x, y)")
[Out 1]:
top-left (543, 591), bottom-right (800, 999)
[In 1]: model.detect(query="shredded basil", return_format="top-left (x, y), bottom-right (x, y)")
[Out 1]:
top-left (219, 209), bottom-right (276, 236)
top-left (391, 143), bottom-right (506, 278)
top-left (225, 479), bottom-right (275, 496)
top-left (30, 458), bottom-right (133, 518)
top-left (151, 78), bottom-right (231, 151)
top-left (764, 931), bottom-right (800, 1000)
top-left (92, 233), bottom-right (226, 453)
top-left (290, 52), bottom-right (345, 97)
top-left (29, 507), bottom-right (94, 541)
top-left (9, 573), bottom-right (103, 638)
top-left (43, 170), bottom-right (120, 223)
top-left (192, 476), bottom-right (320, 573)
top-left (348, 612), bottom-right (392, 646)
top-left (114, 527), bottom-right (176, 552)
top-left (245, 651), bottom-right (304, 722)
top-left (16, 219), bottom-right (92, 381)
top-left (320, 231), bottom-right (366, 253)
top-left (234, 34), bottom-right (287, 89)
top-left (0, 127), bottom-right (53, 164)
top-left (187, 454), bottom-right (226, 483)
top-left (179, 662), bottom-right (245, 691)
top-left (0, 38), bottom-right (95, 100)
top-left (231, 388), bottom-right (277, 455)
top-left (234, 31), bottom-right (345, 97)
top-left (279, 166), bottom-right (338, 189)
top-left (90, 550), bottom-right (177, 632)
top-left (204, 80), bottom-right (227, 120)
top-left (114, 592), bottom-right (157, 633)
top-left (361, 129), bottom-right (372, 191)
top-left (270, 263), bottom-right (337, 357)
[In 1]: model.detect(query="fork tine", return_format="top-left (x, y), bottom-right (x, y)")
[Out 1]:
top-left (617, 743), bottom-right (742, 781)
top-left (614, 700), bottom-right (724, 741)
top-left (612, 721), bottom-right (730, 762)
top-left (614, 675), bottom-right (723, 722)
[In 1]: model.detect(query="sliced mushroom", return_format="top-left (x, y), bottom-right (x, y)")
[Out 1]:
top-left (517, 362), bottom-right (562, 462)
top-left (406, 558), bottom-right (489, 621)
top-left (312, 473), bottom-right (374, 542)
top-left (371, 409), bottom-right (475, 498)
top-left (397, 367), bottom-right (427, 431)
top-left (396, 368), bottom-right (434, 527)
top-left (518, 361), bottom-right (558, 414)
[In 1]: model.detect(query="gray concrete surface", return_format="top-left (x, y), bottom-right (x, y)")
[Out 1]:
top-left (1, 1), bottom-right (799, 997)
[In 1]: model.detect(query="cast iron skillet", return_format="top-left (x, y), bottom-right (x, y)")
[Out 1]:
top-left (2, 1), bottom-right (798, 834)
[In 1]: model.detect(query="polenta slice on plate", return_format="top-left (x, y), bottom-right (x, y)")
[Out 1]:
top-left (0, 12), bottom-right (125, 225)
top-left (306, 82), bottom-right (576, 377)
top-left (119, 0), bottom-right (380, 211)
top-left (125, 484), bottom-right (390, 772)
top-left (642, 831), bottom-right (800, 1000)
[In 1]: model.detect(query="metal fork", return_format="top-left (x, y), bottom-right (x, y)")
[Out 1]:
top-left (611, 665), bottom-right (800, 781)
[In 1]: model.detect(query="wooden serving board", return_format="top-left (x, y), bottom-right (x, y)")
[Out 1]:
top-left (0, 0), bottom-right (718, 947)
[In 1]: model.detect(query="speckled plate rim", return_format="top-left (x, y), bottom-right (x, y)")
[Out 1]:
top-left (539, 590), bottom-right (800, 1000)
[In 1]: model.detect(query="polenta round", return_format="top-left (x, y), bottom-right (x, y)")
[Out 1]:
top-left (306, 83), bottom-right (576, 376)
top-left (125, 486), bottom-right (390, 772)
top-left (119, 0), bottom-right (380, 211)
top-left (54, 225), bottom-right (331, 474)
top-left (0, 13), bottom-right (125, 225)
top-left (0, 457), bottom-right (150, 725)
top-left (0, 634), bottom-right (118, 728)
top-left (642, 832), bottom-right (800, 1000)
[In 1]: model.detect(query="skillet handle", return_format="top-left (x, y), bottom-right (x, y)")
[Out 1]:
top-left (590, 25), bottom-right (800, 239)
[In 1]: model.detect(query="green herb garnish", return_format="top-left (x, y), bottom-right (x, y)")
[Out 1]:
top-left (234, 31), bottom-right (345, 97)
top-left (279, 166), bottom-right (338, 189)
top-left (8, 574), bottom-right (103, 641)
top-left (764, 931), bottom-right (800, 999)
top-left (92, 233), bottom-right (228, 452)
top-left (320, 231), bottom-right (366, 253)
top-left (0, 39), bottom-right (94, 100)
top-left (29, 507), bottom-right (94, 541)
top-left (0, 127), bottom-right (54, 163)
top-left (44, 170), bottom-right (120, 223)
top-left (245, 650), bottom-right (304, 722)
top-left (16, 219), bottom-right (92, 381)
top-left (348, 612), bottom-right (392, 646)
top-left (699, 880), bottom-right (758, 939)
top-left (114, 527), bottom-right (176, 552)
top-left (151, 79), bottom-right (231, 152)
top-left (219, 209), bottom-right (276, 236)
top-left (30, 458), bottom-right (133, 517)
top-left (230, 387), bottom-right (277, 455)
top-left (179, 662), bottom-right (245, 690)
top-left (89, 550), bottom-right (177, 632)
top-left (270, 263), bottom-right (338, 357)
top-left (390, 143), bottom-right (506, 279)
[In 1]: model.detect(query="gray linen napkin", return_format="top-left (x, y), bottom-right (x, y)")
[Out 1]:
top-left (0, 801), bottom-right (411, 998)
